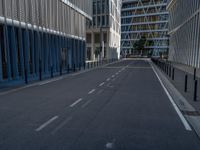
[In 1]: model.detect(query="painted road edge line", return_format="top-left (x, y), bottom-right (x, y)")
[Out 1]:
top-left (70, 98), bottom-right (83, 107)
top-left (35, 116), bottom-right (59, 132)
top-left (151, 63), bottom-right (192, 131)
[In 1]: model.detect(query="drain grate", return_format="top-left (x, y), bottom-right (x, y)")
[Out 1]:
top-left (181, 110), bottom-right (200, 116)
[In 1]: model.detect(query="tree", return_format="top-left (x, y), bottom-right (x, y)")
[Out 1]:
top-left (146, 40), bottom-right (154, 57)
top-left (133, 36), bottom-right (147, 56)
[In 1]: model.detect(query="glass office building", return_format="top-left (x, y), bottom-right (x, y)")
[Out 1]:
top-left (0, 0), bottom-right (92, 83)
top-left (121, 0), bottom-right (169, 56)
top-left (86, 0), bottom-right (121, 61)
top-left (168, 0), bottom-right (200, 68)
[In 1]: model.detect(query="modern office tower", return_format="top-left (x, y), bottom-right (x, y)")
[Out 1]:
top-left (0, 0), bottom-right (92, 83)
top-left (86, 0), bottom-right (121, 61)
top-left (121, 0), bottom-right (169, 56)
top-left (167, 0), bottom-right (200, 68)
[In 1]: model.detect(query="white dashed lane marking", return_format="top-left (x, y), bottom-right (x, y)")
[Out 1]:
top-left (70, 98), bottom-right (83, 107)
top-left (88, 89), bottom-right (96, 95)
top-left (35, 116), bottom-right (59, 132)
top-left (99, 82), bottom-right (105, 87)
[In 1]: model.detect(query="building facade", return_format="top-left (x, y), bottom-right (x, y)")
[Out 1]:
top-left (121, 0), bottom-right (169, 56)
top-left (167, 0), bottom-right (200, 68)
top-left (0, 0), bottom-right (92, 83)
top-left (86, 0), bottom-right (121, 61)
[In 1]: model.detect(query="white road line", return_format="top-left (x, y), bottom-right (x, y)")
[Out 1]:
top-left (70, 98), bottom-right (83, 107)
top-left (99, 82), bottom-right (105, 87)
top-left (51, 116), bottom-right (72, 134)
top-left (88, 89), bottom-right (96, 94)
top-left (112, 75), bottom-right (115, 78)
top-left (115, 72), bottom-right (119, 75)
top-left (35, 116), bottom-right (59, 132)
top-left (107, 78), bottom-right (111, 81)
top-left (151, 63), bottom-right (192, 131)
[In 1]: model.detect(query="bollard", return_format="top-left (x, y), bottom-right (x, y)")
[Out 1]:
top-left (51, 66), bottom-right (53, 78)
top-left (194, 68), bottom-right (196, 80)
top-left (84, 63), bottom-right (86, 70)
top-left (25, 68), bottom-right (28, 84)
top-left (184, 74), bottom-right (188, 92)
top-left (60, 63), bottom-right (62, 76)
top-left (172, 68), bottom-right (175, 80)
top-left (166, 64), bottom-right (169, 75)
top-left (73, 64), bottom-right (76, 72)
top-left (67, 64), bottom-right (70, 73)
top-left (39, 67), bottom-right (42, 81)
top-left (169, 65), bottom-right (171, 77)
top-left (79, 63), bottom-right (81, 70)
top-left (194, 80), bottom-right (198, 101)
top-left (87, 62), bottom-right (89, 69)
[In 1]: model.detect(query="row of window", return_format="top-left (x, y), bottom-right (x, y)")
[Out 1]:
top-left (122, 0), bottom-right (167, 9)
top-left (121, 31), bottom-right (168, 39)
top-left (122, 23), bottom-right (168, 31)
top-left (122, 7), bottom-right (167, 16)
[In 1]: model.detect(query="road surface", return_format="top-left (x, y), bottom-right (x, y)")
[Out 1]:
top-left (0, 59), bottom-right (199, 150)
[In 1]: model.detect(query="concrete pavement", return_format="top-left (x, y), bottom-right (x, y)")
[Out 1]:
top-left (0, 59), bottom-right (199, 150)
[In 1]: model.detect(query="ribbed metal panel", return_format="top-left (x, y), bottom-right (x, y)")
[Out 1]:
top-left (31, 0), bottom-right (36, 25)
top-left (5, 0), bottom-right (12, 18)
top-left (0, 0), bottom-right (3, 17)
top-left (12, 0), bottom-right (18, 20)
top-left (0, 0), bottom-right (91, 40)
top-left (19, 0), bottom-right (26, 22)
top-left (168, 0), bottom-right (200, 68)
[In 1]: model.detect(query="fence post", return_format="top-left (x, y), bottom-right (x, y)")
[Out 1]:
top-left (172, 68), bottom-right (175, 80)
top-left (25, 68), bottom-right (28, 84)
top-left (67, 64), bottom-right (70, 73)
top-left (60, 63), bottom-right (62, 76)
top-left (51, 66), bottom-right (53, 78)
top-left (73, 64), bottom-right (76, 72)
top-left (194, 80), bottom-right (198, 101)
top-left (169, 65), bottom-right (171, 77)
top-left (184, 74), bottom-right (188, 92)
top-left (194, 68), bottom-right (196, 80)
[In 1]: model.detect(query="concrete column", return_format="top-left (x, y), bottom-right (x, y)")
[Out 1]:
top-left (91, 32), bottom-right (95, 61)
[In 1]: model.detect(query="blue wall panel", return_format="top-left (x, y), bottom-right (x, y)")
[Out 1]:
top-left (0, 24), bottom-right (87, 83)
top-left (0, 43), bottom-right (2, 81)
top-left (4, 26), bottom-right (11, 80)
top-left (9, 27), bottom-right (18, 80)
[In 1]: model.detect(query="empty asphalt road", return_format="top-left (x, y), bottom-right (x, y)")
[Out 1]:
top-left (0, 59), bottom-right (199, 150)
